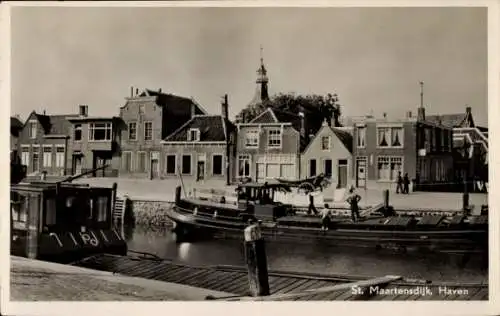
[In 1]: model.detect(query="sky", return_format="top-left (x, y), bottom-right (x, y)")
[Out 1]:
top-left (10, 5), bottom-right (488, 126)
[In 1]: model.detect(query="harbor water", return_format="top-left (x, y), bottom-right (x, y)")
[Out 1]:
top-left (123, 225), bottom-right (488, 283)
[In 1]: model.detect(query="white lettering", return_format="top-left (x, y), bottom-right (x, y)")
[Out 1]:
top-left (438, 286), bottom-right (468, 296)
top-left (68, 233), bottom-right (79, 246)
top-left (49, 232), bottom-right (63, 247)
top-left (80, 232), bottom-right (99, 247)
top-left (352, 286), bottom-right (364, 295)
top-left (100, 230), bottom-right (109, 242)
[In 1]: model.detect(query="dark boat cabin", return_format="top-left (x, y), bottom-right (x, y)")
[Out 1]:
top-left (11, 182), bottom-right (127, 261)
top-left (236, 182), bottom-right (291, 221)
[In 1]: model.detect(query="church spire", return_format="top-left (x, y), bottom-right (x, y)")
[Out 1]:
top-left (255, 45), bottom-right (269, 101)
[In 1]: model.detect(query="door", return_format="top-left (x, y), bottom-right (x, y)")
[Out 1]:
top-left (72, 155), bottom-right (82, 175)
top-left (150, 152), bottom-right (160, 179)
top-left (256, 163), bottom-right (265, 182)
top-left (324, 159), bottom-right (332, 178)
top-left (356, 158), bottom-right (367, 188)
top-left (338, 160), bottom-right (348, 188)
top-left (197, 161), bottom-right (205, 181)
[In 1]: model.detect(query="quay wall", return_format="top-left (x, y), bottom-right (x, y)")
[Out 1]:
top-left (128, 198), bottom-right (175, 227)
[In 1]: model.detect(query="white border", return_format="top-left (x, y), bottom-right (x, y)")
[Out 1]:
top-left (1, 1), bottom-right (498, 316)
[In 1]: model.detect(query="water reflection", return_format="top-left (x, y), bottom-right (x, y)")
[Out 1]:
top-left (124, 225), bottom-right (488, 283)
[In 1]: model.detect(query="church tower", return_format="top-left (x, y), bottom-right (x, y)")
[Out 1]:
top-left (237, 47), bottom-right (270, 123)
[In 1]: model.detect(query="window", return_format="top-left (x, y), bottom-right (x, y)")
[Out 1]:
top-left (43, 146), bottom-right (52, 167)
top-left (144, 121), bottom-right (153, 141)
top-left (21, 146), bottom-right (30, 166)
top-left (188, 128), bottom-right (200, 141)
top-left (181, 155), bottom-right (191, 174)
top-left (238, 154), bottom-right (250, 177)
top-left (89, 122), bottom-right (112, 141)
top-left (29, 121), bottom-right (37, 139)
top-left (377, 127), bottom-right (404, 148)
top-left (324, 159), bottom-right (332, 177)
top-left (245, 129), bottom-right (259, 148)
top-left (137, 152), bottom-right (146, 172)
top-left (45, 198), bottom-right (57, 226)
top-left (166, 155), bottom-right (176, 174)
top-left (268, 128), bottom-right (282, 148)
top-left (431, 128), bottom-right (436, 150)
top-left (55, 146), bottom-right (65, 168)
top-left (74, 124), bottom-right (82, 141)
top-left (32, 147), bottom-right (39, 172)
top-left (424, 128), bottom-right (432, 152)
top-left (321, 136), bottom-right (331, 151)
top-left (357, 127), bottom-right (366, 148)
top-left (212, 154), bottom-right (223, 175)
top-left (377, 156), bottom-right (403, 181)
top-left (128, 122), bottom-right (137, 140)
top-left (309, 159), bottom-right (317, 177)
top-left (122, 151), bottom-right (132, 171)
top-left (96, 196), bottom-right (109, 222)
top-left (11, 193), bottom-right (28, 229)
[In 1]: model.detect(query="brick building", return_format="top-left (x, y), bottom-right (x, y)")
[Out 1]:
top-left (67, 105), bottom-right (122, 177)
top-left (427, 106), bottom-right (488, 191)
top-left (351, 107), bottom-right (454, 191)
top-left (119, 88), bottom-right (207, 179)
top-left (11, 116), bottom-right (23, 155)
top-left (300, 121), bottom-right (353, 188)
top-left (161, 99), bottom-right (236, 183)
top-left (17, 111), bottom-right (76, 177)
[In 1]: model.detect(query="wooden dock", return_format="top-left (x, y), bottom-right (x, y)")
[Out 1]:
top-left (73, 253), bottom-right (488, 301)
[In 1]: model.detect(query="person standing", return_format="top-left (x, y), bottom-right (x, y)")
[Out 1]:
top-left (346, 186), bottom-right (361, 222)
top-left (308, 193), bottom-right (319, 215)
top-left (403, 173), bottom-right (410, 194)
top-left (320, 205), bottom-right (331, 231)
top-left (396, 171), bottom-right (403, 194)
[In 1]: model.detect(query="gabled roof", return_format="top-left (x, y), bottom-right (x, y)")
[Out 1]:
top-left (133, 89), bottom-right (208, 115)
top-left (28, 111), bottom-right (77, 135)
top-left (426, 111), bottom-right (474, 128)
top-left (302, 123), bottom-right (353, 154)
top-left (163, 115), bottom-right (234, 142)
top-left (331, 127), bottom-right (353, 153)
top-left (11, 117), bottom-right (23, 130)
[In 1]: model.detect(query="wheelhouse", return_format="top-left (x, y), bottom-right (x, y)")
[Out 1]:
top-left (236, 182), bottom-right (292, 207)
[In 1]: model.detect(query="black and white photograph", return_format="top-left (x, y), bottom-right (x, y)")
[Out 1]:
top-left (2, 1), bottom-right (498, 315)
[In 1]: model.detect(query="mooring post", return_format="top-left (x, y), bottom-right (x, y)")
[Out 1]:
top-left (383, 189), bottom-right (390, 209)
top-left (244, 221), bottom-right (270, 297)
top-left (175, 186), bottom-right (181, 203)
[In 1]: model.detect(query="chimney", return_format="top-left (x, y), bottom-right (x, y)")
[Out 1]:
top-left (43, 110), bottom-right (46, 115)
top-left (406, 111), bottom-right (412, 119)
top-left (298, 106), bottom-right (305, 139)
top-left (241, 112), bottom-right (246, 123)
top-left (221, 94), bottom-right (229, 120)
top-left (159, 88), bottom-right (162, 93)
top-left (79, 105), bottom-right (88, 117)
top-left (191, 103), bottom-right (196, 118)
top-left (130, 86), bottom-right (134, 98)
top-left (417, 107), bottom-right (425, 121)
top-left (135, 88), bottom-right (139, 96)
top-left (466, 106), bottom-right (471, 114)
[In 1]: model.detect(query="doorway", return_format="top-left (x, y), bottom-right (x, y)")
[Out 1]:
top-left (72, 154), bottom-right (82, 175)
top-left (356, 158), bottom-right (367, 188)
top-left (150, 152), bottom-right (160, 179)
top-left (324, 159), bottom-right (332, 178)
top-left (337, 159), bottom-right (348, 188)
top-left (197, 161), bottom-right (205, 181)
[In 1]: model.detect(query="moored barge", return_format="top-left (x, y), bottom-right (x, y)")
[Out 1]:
top-left (167, 183), bottom-right (488, 254)
top-left (10, 166), bottom-right (127, 263)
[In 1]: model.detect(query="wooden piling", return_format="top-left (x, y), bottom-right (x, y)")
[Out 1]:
top-left (383, 189), bottom-right (390, 209)
top-left (244, 222), bottom-right (270, 297)
top-left (175, 186), bottom-right (182, 203)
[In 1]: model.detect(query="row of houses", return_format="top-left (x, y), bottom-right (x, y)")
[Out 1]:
top-left (11, 58), bottom-right (488, 191)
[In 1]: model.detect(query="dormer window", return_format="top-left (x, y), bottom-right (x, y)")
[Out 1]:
top-left (28, 120), bottom-right (37, 139)
top-left (188, 128), bottom-right (200, 142)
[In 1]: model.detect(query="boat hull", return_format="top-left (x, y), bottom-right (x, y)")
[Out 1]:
top-left (166, 206), bottom-right (488, 255)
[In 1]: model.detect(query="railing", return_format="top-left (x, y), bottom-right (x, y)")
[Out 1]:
top-left (454, 127), bottom-right (488, 150)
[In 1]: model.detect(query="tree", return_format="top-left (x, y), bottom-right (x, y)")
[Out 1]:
top-left (237, 92), bottom-right (343, 129)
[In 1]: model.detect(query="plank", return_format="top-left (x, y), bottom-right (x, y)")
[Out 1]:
top-left (229, 275), bottom-right (402, 301)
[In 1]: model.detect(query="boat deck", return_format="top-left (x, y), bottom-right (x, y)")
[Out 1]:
top-left (73, 254), bottom-right (488, 301)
